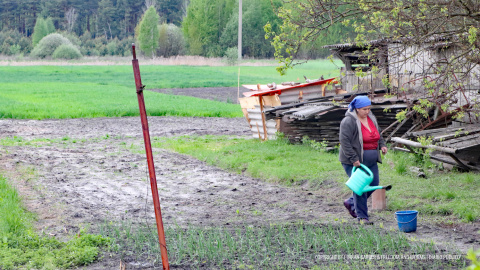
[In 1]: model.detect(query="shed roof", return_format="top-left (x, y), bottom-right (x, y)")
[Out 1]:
top-left (242, 77), bottom-right (336, 97)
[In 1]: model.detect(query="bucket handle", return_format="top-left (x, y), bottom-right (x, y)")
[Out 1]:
top-left (395, 212), bottom-right (418, 224)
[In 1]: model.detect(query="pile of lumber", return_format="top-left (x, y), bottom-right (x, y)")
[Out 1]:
top-left (267, 102), bottom-right (414, 146)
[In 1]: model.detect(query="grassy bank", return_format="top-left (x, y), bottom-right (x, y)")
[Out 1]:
top-left (0, 60), bottom-right (337, 119)
top-left (152, 135), bottom-right (480, 222)
top-left (0, 174), bottom-right (109, 269)
top-left (100, 220), bottom-right (465, 269)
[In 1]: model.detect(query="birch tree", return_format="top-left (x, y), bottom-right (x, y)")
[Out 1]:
top-left (32, 17), bottom-right (48, 47)
top-left (136, 5), bottom-right (160, 58)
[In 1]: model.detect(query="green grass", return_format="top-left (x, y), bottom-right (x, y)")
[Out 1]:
top-left (0, 60), bottom-right (340, 89)
top-left (152, 135), bottom-right (480, 222)
top-left (100, 220), bottom-right (466, 269)
top-left (0, 174), bottom-right (110, 269)
top-left (0, 136), bottom-right (57, 147)
top-left (152, 134), bottom-right (343, 184)
top-left (0, 60), bottom-right (338, 119)
top-left (380, 151), bottom-right (480, 222)
top-left (0, 82), bottom-right (242, 119)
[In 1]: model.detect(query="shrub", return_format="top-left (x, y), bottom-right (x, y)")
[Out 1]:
top-left (83, 39), bottom-right (95, 49)
top-left (9, 44), bottom-right (21, 55)
top-left (97, 44), bottom-right (108, 56)
top-left (0, 32), bottom-right (7, 48)
top-left (80, 31), bottom-right (93, 44)
top-left (52, 43), bottom-right (82, 59)
top-left (30, 33), bottom-right (72, 58)
top-left (83, 48), bottom-right (100, 56)
top-left (18, 36), bottom-right (32, 54)
top-left (118, 36), bottom-right (134, 56)
top-left (0, 30), bottom-right (22, 55)
top-left (207, 43), bottom-right (223, 58)
top-left (93, 36), bottom-right (108, 47)
top-left (106, 38), bottom-right (119, 55)
top-left (80, 38), bottom-right (100, 56)
top-left (1, 37), bottom-right (15, 55)
top-left (123, 49), bottom-right (131, 57)
top-left (60, 31), bottom-right (82, 47)
top-left (157, 23), bottom-right (185, 57)
top-left (224, 46), bottom-right (238, 66)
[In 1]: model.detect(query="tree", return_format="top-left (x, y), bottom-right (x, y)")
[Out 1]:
top-left (157, 0), bottom-right (184, 25)
top-left (45, 17), bottom-right (56, 34)
top-left (136, 5), bottom-right (160, 58)
top-left (220, 0), bottom-right (283, 58)
top-left (0, 0), bottom-right (150, 40)
top-left (32, 17), bottom-right (48, 46)
top-left (182, 0), bottom-right (235, 56)
top-left (97, 0), bottom-right (116, 39)
top-left (267, 0), bottom-right (480, 119)
top-left (65, 7), bottom-right (78, 33)
top-left (39, 0), bottom-right (68, 32)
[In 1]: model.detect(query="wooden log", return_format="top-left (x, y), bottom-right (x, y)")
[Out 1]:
top-left (391, 137), bottom-right (458, 154)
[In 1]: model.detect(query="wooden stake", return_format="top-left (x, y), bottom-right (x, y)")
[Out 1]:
top-left (372, 189), bottom-right (386, 211)
top-left (258, 96), bottom-right (268, 141)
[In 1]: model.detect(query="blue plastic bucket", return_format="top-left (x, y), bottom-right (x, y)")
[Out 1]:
top-left (395, 210), bottom-right (418, 233)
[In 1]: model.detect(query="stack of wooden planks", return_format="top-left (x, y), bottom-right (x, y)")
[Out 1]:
top-left (267, 101), bottom-right (414, 146)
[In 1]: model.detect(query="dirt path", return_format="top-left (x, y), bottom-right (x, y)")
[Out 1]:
top-left (0, 116), bottom-right (479, 269)
top-left (149, 87), bottom-right (248, 104)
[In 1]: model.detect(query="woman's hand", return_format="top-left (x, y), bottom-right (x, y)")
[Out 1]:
top-left (381, 147), bottom-right (388, 155)
top-left (353, 160), bottom-right (361, 167)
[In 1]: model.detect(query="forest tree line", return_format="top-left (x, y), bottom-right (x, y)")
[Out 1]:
top-left (0, 0), bottom-right (355, 59)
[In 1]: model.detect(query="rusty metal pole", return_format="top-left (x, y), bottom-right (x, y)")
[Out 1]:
top-left (131, 44), bottom-right (170, 270)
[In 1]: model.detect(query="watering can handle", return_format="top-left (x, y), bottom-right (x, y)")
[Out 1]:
top-left (351, 164), bottom-right (373, 177)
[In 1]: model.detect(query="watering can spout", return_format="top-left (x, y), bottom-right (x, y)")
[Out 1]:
top-left (362, 185), bottom-right (384, 194)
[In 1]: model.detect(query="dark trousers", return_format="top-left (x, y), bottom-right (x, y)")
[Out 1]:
top-left (342, 150), bottom-right (379, 219)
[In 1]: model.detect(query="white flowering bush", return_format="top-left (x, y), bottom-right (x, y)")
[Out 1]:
top-left (30, 33), bottom-right (80, 59)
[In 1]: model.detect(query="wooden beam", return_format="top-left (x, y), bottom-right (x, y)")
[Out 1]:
top-left (258, 96), bottom-right (268, 141)
top-left (447, 153), bottom-right (472, 170)
top-left (391, 137), bottom-right (458, 154)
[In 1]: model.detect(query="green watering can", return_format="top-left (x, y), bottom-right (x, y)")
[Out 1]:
top-left (346, 164), bottom-right (392, 196)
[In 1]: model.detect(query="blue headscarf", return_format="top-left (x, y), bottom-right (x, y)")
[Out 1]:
top-left (348, 96), bottom-right (371, 111)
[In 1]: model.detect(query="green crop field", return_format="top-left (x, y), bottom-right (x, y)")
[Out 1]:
top-left (0, 60), bottom-right (340, 119)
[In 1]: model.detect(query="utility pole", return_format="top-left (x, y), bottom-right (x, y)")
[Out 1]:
top-left (238, 0), bottom-right (242, 60)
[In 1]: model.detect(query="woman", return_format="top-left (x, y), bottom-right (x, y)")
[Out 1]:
top-left (339, 96), bottom-right (387, 225)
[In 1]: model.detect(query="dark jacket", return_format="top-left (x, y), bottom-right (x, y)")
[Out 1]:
top-left (339, 109), bottom-right (386, 165)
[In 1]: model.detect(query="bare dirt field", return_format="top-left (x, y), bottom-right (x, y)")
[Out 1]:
top-left (150, 87), bottom-right (247, 104)
top-left (0, 88), bottom-right (478, 269)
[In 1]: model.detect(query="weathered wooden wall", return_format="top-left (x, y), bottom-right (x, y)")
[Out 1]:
top-left (341, 68), bottom-right (386, 93)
